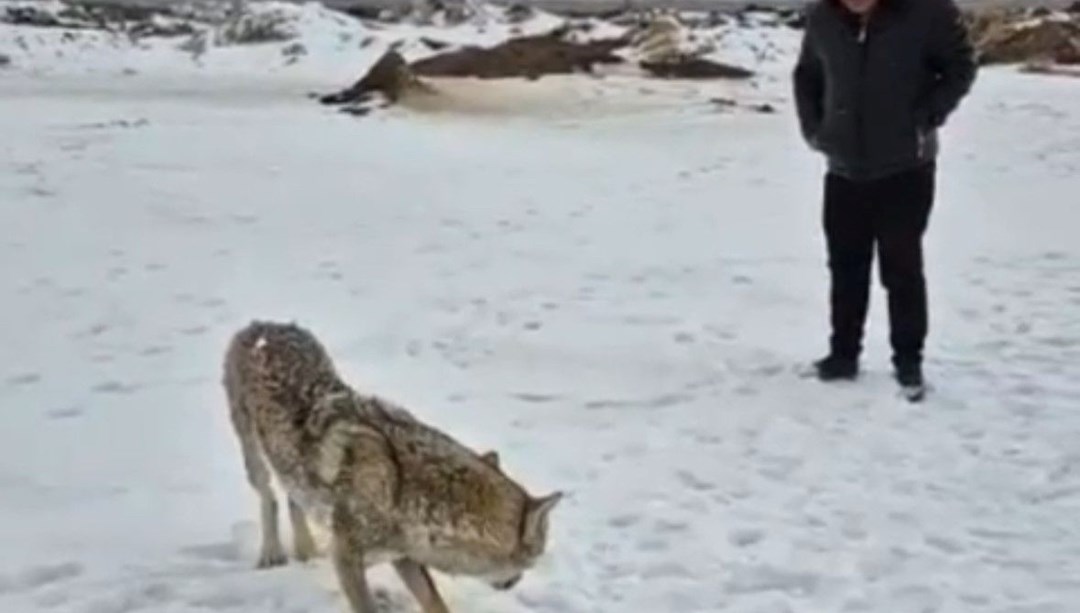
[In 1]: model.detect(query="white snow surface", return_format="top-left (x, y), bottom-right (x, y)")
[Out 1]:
top-left (3, 5), bottom-right (1080, 613)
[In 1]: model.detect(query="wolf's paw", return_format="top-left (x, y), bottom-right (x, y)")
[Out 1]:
top-left (255, 546), bottom-right (288, 569)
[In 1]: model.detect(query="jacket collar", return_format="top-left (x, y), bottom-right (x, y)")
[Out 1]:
top-left (824, 0), bottom-right (909, 30)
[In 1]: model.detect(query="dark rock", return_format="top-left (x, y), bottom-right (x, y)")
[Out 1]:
top-left (977, 17), bottom-right (1080, 65)
top-left (320, 49), bottom-right (420, 105)
top-left (127, 18), bottom-right (197, 39)
top-left (641, 56), bottom-right (754, 80)
top-left (282, 42), bottom-right (307, 59)
top-left (339, 5), bottom-right (385, 21)
top-left (782, 9), bottom-right (807, 29)
top-left (2, 6), bottom-right (63, 27)
top-left (409, 30), bottom-right (627, 79)
top-left (340, 105), bottom-right (373, 117)
top-left (504, 3), bottom-right (535, 24)
top-left (67, 1), bottom-right (163, 23)
top-left (420, 37), bottom-right (452, 50)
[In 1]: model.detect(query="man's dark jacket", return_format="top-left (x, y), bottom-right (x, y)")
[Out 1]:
top-left (793, 0), bottom-right (977, 181)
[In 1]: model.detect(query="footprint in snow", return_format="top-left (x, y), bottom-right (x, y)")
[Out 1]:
top-left (515, 590), bottom-right (576, 612)
top-left (107, 266), bottom-right (128, 280)
top-left (79, 581), bottom-right (176, 613)
top-left (179, 541), bottom-right (242, 564)
top-left (724, 564), bottom-right (820, 597)
top-left (184, 588), bottom-right (247, 610)
top-left (6, 372), bottom-right (41, 387)
top-left (729, 528), bottom-right (765, 547)
top-left (734, 383), bottom-right (760, 397)
top-left (607, 514), bottom-right (641, 529)
top-left (889, 584), bottom-right (943, 612)
top-left (0, 562), bottom-right (84, 594)
top-left (672, 331), bottom-right (696, 345)
top-left (140, 345), bottom-right (172, 357)
top-left (230, 213), bottom-right (258, 226)
top-left (675, 469), bottom-right (716, 492)
top-left (92, 381), bottom-right (139, 395)
top-left (583, 398), bottom-right (628, 410)
top-left (47, 407), bottom-right (83, 420)
top-left (26, 185), bottom-right (56, 198)
top-left (652, 518), bottom-right (690, 539)
top-left (511, 392), bottom-right (561, 404)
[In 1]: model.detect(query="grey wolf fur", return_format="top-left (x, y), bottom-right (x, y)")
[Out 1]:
top-left (222, 320), bottom-right (561, 613)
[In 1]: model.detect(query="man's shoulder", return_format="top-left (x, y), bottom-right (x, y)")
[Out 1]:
top-left (800, 0), bottom-right (835, 30)
top-left (803, 0), bottom-right (831, 20)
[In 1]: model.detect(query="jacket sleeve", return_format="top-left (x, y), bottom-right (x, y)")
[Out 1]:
top-left (919, 0), bottom-right (977, 129)
top-left (792, 21), bottom-right (825, 149)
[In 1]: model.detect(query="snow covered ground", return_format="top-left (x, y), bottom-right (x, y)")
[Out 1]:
top-left (3, 3), bottom-right (1080, 613)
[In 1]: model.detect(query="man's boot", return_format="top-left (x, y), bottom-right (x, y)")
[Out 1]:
top-left (813, 354), bottom-right (859, 381)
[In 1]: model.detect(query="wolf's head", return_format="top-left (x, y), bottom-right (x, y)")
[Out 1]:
top-left (442, 449), bottom-right (562, 591)
top-left (479, 488), bottom-right (563, 591)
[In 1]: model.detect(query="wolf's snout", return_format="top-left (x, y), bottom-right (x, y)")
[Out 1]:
top-left (491, 574), bottom-right (522, 591)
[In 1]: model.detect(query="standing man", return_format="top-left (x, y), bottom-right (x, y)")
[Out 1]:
top-left (793, 0), bottom-right (977, 397)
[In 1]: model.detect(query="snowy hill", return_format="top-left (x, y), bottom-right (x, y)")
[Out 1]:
top-left (0, 0), bottom-right (801, 80)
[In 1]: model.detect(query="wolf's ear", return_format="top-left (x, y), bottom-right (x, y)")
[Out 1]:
top-left (480, 450), bottom-right (500, 468)
top-left (522, 491), bottom-right (563, 546)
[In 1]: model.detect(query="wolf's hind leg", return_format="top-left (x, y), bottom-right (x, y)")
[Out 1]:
top-left (394, 559), bottom-right (451, 613)
top-left (228, 393), bottom-right (287, 569)
top-left (246, 439), bottom-right (287, 569)
top-left (289, 498), bottom-right (319, 562)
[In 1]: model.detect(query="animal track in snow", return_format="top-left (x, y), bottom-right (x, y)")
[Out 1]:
top-left (888, 584), bottom-right (943, 612)
top-left (638, 560), bottom-right (688, 579)
top-left (179, 541), bottom-right (242, 564)
top-left (511, 392), bottom-right (562, 404)
top-left (79, 581), bottom-right (177, 613)
top-left (607, 514), bottom-right (641, 529)
top-left (583, 392), bottom-right (693, 411)
top-left (672, 331), bottom-right (696, 345)
top-left (46, 407), bottom-right (83, 420)
top-left (724, 564), bottom-right (820, 597)
top-left (728, 528), bottom-right (765, 547)
top-left (6, 372), bottom-right (41, 386)
top-left (91, 380), bottom-right (139, 395)
top-left (675, 469), bottom-right (716, 492)
top-left (515, 589), bottom-right (577, 612)
top-left (0, 562), bottom-right (84, 594)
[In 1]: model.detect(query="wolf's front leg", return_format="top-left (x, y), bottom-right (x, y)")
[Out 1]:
top-left (331, 533), bottom-right (380, 613)
top-left (394, 559), bottom-right (450, 613)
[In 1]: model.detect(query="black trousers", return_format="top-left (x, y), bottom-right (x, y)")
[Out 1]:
top-left (823, 163), bottom-right (935, 366)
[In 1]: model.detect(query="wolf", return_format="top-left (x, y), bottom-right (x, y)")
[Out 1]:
top-left (222, 320), bottom-right (562, 613)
